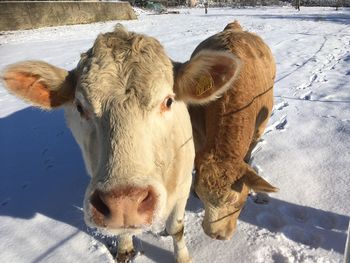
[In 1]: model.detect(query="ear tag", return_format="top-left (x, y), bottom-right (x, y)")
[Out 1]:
top-left (195, 74), bottom-right (213, 96)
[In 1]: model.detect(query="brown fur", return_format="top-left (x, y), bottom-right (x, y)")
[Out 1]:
top-left (188, 21), bottom-right (277, 239)
top-left (191, 21), bottom-right (276, 184)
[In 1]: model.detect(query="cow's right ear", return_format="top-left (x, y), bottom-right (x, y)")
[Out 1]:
top-left (1, 61), bottom-right (76, 110)
top-left (173, 50), bottom-right (241, 104)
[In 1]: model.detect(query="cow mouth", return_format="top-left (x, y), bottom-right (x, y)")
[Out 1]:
top-left (202, 206), bottom-right (243, 240)
top-left (88, 213), bottom-right (154, 232)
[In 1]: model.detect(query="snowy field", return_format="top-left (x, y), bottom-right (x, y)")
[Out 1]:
top-left (0, 6), bottom-right (349, 263)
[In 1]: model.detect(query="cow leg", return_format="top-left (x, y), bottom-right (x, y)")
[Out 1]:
top-left (166, 198), bottom-right (192, 263)
top-left (116, 234), bottom-right (136, 263)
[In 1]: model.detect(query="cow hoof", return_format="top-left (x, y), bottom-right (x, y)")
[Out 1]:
top-left (115, 249), bottom-right (140, 263)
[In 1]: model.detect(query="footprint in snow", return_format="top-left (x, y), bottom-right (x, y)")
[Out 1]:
top-left (1, 198), bottom-right (10, 207)
top-left (300, 91), bottom-right (312, 100)
top-left (257, 212), bottom-right (286, 232)
top-left (271, 101), bottom-right (288, 117)
top-left (275, 116), bottom-right (288, 130)
top-left (296, 73), bottom-right (317, 90)
top-left (309, 73), bottom-right (317, 83)
top-left (265, 115), bottom-right (288, 133)
top-left (245, 195), bottom-right (348, 257)
top-left (273, 101), bottom-right (289, 111)
top-left (21, 183), bottom-right (29, 190)
top-left (278, 204), bottom-right (337, 247)
top-left (41, 148), bottom-right (55, 170)
top-left (43, 157), bottom-right (54, 170)
top-left (42, 148), bottom-right (48, 156)
top-left (278, 205), bottom-right (309, 223)
top-left (282, 225), bottom-right (322, 247)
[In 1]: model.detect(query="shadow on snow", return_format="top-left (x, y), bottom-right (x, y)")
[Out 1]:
top-left (0, 107), bottom-right (348, 259)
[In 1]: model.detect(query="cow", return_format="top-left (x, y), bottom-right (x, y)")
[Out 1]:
top-left (173, 21), bottom-right (278, 241)
top-left (1, 24), bottom-right (241, 262)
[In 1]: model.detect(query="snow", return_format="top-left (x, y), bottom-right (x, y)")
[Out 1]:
top-left (1, 6), bottom-right (349, 263)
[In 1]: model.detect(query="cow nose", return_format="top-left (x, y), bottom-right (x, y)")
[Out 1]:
top-left (89, 186), bottom-right (157, 228)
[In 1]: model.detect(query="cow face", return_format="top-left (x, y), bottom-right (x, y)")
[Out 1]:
top-left (66, 28), bottom-right (183, 234)
top-left (195, 156), bottom-right (277, 240)
top-left (1, 25), bottom-right (241, 236)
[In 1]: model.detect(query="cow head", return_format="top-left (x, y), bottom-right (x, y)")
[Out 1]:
top-left (194, 155), bottom-right (277, 240)
top-left (1, 25), bottom-right (241, 236)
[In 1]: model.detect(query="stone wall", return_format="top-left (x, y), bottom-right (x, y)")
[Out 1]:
top-left (0, 1), bottom-right (137, 31)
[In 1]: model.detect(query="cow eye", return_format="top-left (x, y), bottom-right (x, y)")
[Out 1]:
top-left (166, 97), bottom-right (173, 108)
top-left (165, 96), bottom-right (174, 108)
top-left (76, 101), bottom-right (85, 117)
top-left (161, 95), bottom-right (174, 113)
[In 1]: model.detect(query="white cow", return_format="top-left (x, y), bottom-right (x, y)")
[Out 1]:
top-left (1, 25), bottom-right (240, 262)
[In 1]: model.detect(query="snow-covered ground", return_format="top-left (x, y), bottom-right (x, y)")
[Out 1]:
top-left (1, 6), bottom-right (349, 263)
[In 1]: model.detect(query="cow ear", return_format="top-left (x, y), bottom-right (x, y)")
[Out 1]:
top-left (1, 61), bottom-right (75, 110)
top-left (242, 165), bottom-right (278, 193)
top-left (173, 50), bottom-right (241, 104)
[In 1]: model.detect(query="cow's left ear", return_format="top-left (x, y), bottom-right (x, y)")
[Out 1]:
top-left (242, 165), bottom-right (278, 193)
top-left (173, 50), bottom-right (241, 104)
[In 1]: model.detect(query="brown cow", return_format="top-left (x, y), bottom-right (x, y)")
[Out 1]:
top-left (175, 21), bottom-right (278, 240)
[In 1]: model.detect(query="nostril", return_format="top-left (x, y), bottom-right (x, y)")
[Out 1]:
top-left (138, 189), bottom-right (156, 214)
top-left (141, 191), bottom-right (152, 203)
top-left (90, 190), bottom-right (110, 217)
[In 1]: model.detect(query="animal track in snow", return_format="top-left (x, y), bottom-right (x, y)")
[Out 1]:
top-left (254, 244), bottom-right (311, 263)
top-left (309, 73), bottom-right (318, 83)
top-left (282, 225), bottom-right (322, 247)
top-left (257, 212), bottom-right (286, 232)
top-left (312, 213), bottom-right (337, 230)
top-left (21, 183), bottom-right (29, 190)
top-left (296, 73), bottom-right (317, 90)
top-left (273, 101), bottom-right (289, 111)
top-left (41, 147), bottom-right (54, 171)
top-left (42, 148), bottom-right (48, 155)
top-left (278, 205), bottom-right (309, 223)
top-left (275, 116), bottom-right (288, 130)
top-left (265, 115), bottom-right (288, 133)
top-left (300, 91), bottom-right (312, 100)
top-left (247, 195), bottom-right (349, 258)
top-left (321, 114), bottom-right (350, 123)
top-left (1, 198), bottom-right (10, 207)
